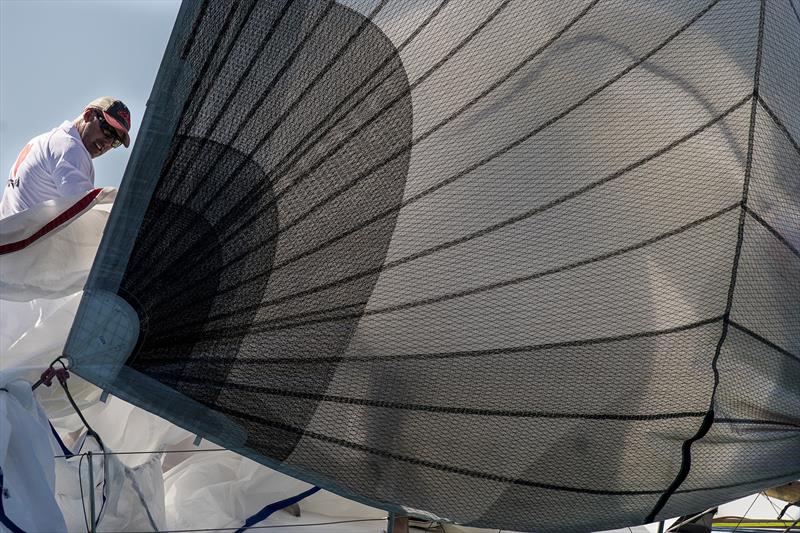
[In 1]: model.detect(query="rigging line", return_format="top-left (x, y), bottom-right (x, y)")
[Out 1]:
top-left (152, 203), bottom-right (740, 345)
top-left (732, 492), bottom-right (761, 532)
top-left (756, 95), bottom-right (800, 155)
top-left (146, 91), bottom-right (750, 327)
top-left (766, 494), bottom-right (784, 516)
top-left (54, 448), bottom-right (227, 459)
top-left (142, 316), bottom-right (723, 366)
top-left (646, 1), bottom-right (767, 522)
top-left (728, 320), bottom-right (800, 365)
top-left (128, 0), bottom-right (330, 271)
top-left (132, 0), bottom-right (515, 290)
top-left (78, 453), bottom-right (90, 533)
top-left (743, 206), bottom-right (800, 261)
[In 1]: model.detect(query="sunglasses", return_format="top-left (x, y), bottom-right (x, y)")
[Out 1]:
top-left (94, 111), bottom-right (123, 148)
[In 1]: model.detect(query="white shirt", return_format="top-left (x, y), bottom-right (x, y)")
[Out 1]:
top-left (0, 121), bottom-right (94, 218)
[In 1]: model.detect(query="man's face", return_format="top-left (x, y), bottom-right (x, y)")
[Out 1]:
top-left (81, 111), bottom-right (119, 159)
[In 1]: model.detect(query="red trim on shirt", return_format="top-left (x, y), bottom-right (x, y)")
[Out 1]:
top-left (0, 188), bottom-right (104, 255)
top-left (12, 144), bottom-right (33, 178)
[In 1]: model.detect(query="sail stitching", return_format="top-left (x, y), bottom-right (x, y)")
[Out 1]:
top-left (743, 206), bottom-right (800, 260)
top-left (152, 374), bottom-right (709, 420)
top-left (645, 0), bottom-right (767, 522)
top-left (158, 0), bottom-right (272, 191)
top-left (756, 95), bottom-right (800, 155)
top-left (162, 0), bottom-right (714, 290)
top-left (715, 418), bottom-right (800, 430)
top-left (143, 317), bottom-right (723, 366)
top-left (728, 321), bottom-right (800, 366)
top-left (211, 406), bottom-right (800, 497)
top-left (152, 203), bottom-right (739, 343)
top-left (128, 0), bottom-right (323, 265)
top-left (179, 0), bottom-right (210, 59)
top-left (148, 89), bottom-right (747, 325)
top-left (791, 0), bottom-right (800, 28)
top-left (129, 0), bottom-right (518, 282)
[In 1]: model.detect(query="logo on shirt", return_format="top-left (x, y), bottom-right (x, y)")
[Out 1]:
top-left (12, 144), bottom-right (33, 179)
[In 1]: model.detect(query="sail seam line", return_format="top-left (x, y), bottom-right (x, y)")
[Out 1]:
top-left (128, 0), bottom-right (327, 264)
top-left (674, 470), bottom-right (800, 495)
top-left (645, 0), bottom-right (767, 522)
top-left (791, 0), bottom-right (800, 28)
top-left (140, 317), bottom-right (723, 366)
top-left (159, 0), bottom-right (270, 183)
top-left (211, 408), bottom-right (800, 497)
top-left (148, 94), bottom-right (748, 325)
top-left (715, 418), bottom-right (800, 429)
top-left (728, 320), bottom-right (800, 365)
top-left (135, 0), bottom-right (707, 293)
top-left (151, 203), bottom-right (739, 342)
top-left (134, 0), bottom-right (601, 299)
top-left (129, 0), bottom-right (545, 285)
top-left (756, 95), bottom-right (800, 155)
top-left (179, 0), bottom-right (210, 59)
top-left (126, 0), bottom-right (450, 281)
top-left (153, 375), bottom-right (709, 420)
top-left (212, 407), bottom-right (667, 496)
top-left (743, 206), bottom-right (800, 260)
top-left (225, 0), bottom-right (717, 243)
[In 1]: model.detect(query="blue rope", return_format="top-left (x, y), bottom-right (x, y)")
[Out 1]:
top-left (234, 486), bottom-right (321, 533)
top-left (49, 422), bottom-right (75, 458)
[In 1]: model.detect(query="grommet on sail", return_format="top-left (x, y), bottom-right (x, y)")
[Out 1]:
top-left (64, 1), bottom-right (800, 531)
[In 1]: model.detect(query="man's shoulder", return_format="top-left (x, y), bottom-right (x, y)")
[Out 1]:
top-left (47, 122), bottom-right (89, 160)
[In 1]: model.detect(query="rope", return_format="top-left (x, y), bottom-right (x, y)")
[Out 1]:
top-left (54, 447), bottom-right (227, 459)
top-left (234, 486), bottom-right (320, 533)
top-left (31, 357), bottom-right (112, 532)
top-left (731, 492), bottom-right (760, 532)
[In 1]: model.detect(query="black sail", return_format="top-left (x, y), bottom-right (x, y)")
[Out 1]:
top-left (65, 1), bottom-right (800, 531)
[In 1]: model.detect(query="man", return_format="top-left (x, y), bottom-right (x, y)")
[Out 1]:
top-left (0, 97), bottom-right (131, 218)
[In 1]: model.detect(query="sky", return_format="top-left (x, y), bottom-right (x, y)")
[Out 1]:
top-left (0, 0), bottom-right (182, 189)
